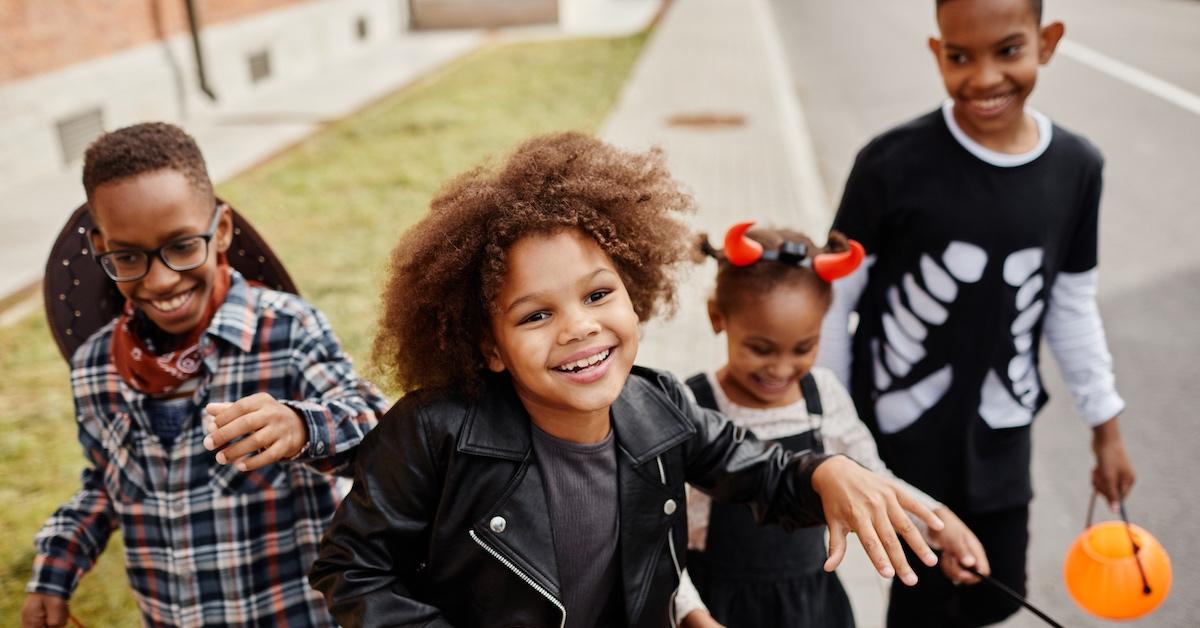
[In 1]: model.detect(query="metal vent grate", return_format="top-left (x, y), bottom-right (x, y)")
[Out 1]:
top-left (56, 107), bottom-right (104, 165)
top-left (248, 50), bottom-right (272, 83)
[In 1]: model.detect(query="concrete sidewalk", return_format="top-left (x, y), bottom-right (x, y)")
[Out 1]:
top-left (600, 0), bottom-right (891, 625)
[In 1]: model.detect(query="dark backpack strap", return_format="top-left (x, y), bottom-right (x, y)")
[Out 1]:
top-left (800, 372), bottom-right (826, 452)
top-left (685, 373), bottom-right (719, 411)
top-left (800, 372), bottom-right (822, 416)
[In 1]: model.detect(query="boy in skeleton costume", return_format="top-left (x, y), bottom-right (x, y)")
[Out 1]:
top-left (817, 0), bottom-right (1136, 626)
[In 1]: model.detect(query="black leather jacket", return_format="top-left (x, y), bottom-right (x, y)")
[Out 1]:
top-left (309, 367), bottom-right (829, 627)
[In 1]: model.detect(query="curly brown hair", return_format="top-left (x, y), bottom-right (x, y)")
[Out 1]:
top-left (707, 227), bottom-right (850, 315)
top-left (374, 132), bottom-right (695, 394)
top-left (82, 122), bottom-right (213, 202)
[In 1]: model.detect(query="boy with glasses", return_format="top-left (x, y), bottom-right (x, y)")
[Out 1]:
top-left (21, 122), bottom-right (387, 627)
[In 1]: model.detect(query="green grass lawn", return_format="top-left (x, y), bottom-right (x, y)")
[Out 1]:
top-left (0, 32), bottom-right (646, 623)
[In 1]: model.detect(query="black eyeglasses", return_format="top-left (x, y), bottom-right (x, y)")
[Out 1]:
top-left (94, 204), bottom-right (225, 282)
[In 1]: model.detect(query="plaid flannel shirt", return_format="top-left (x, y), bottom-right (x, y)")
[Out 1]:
top-left (28, 271), bottom-right (387, 626)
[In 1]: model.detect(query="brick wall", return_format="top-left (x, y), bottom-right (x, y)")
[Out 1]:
top-left (0, 0), bottom-right (314, 85)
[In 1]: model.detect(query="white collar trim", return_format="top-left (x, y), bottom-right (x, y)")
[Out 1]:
top-left (941, 98), bottom-right (1052, 168)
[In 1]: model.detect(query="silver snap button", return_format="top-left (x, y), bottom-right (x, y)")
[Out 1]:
top-left (314, 442), bottom-right (326, 455)
top-left (663, 499), bottom-right (677, 515)
top-left (490, 516), bottom-right (507, 534)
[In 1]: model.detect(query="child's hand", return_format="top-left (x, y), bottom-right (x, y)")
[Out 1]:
top-left (21, 592), bottom-right (68, 628)
top-left (928, 506), bottom-right (989, 585)
top-left (203, 393), bottom-right (309, 471)
top-left (812, 455), bottom-right (944, 585)
top-left (1092, 417), bottom-right (1136, 511)
top-left (680, 609), bottom-right (725, 628)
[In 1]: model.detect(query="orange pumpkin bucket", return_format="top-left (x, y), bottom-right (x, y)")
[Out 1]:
top-left (1063, 495), bottom-right (1172, 621)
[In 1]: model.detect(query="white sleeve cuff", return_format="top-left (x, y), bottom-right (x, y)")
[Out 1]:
top-left (1043, 269), bottom-right (1125, 426)
top-left (674, 569), bottom-right (708, 624)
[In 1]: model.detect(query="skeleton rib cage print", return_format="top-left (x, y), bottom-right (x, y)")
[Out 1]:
top-left (869, 243), bottom-right (1049, 434)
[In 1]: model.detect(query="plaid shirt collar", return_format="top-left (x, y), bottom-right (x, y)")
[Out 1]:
top-left (205, 270), bottom-right (259, 354)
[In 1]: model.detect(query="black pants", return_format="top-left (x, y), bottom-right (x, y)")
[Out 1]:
top-left (887, 505), bottom-right (1029, 628)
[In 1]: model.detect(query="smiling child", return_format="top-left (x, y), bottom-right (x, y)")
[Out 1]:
top-left (22, 123), bottom-right (386, 628)
top-left (819, 0), bottom-right (1137, 625)
top-left (309, 132), bottom-right (947, 627)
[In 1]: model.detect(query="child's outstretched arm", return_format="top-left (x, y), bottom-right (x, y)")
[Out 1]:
top-left (668, 373), bottom-right (943, 584)
top-left (811, 456), bottom-right (942, 584)
top-left (202, 301), bottom-right (387, 475)
top-left (815, 369), bottom-right (988, 583)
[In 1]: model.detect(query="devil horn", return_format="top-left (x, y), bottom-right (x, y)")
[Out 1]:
top-left (723, 221), bottom-right (763, 266)
top-left (812, 239), bottom-right (865, 281)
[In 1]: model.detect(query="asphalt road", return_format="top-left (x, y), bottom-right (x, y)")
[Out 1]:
top-left (770, 0), bottom-right (1200, 626)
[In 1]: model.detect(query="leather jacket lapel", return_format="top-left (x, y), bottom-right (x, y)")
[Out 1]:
top-left (458, 375), bottom-right (530, 461)
top-left (610, 369), bottom-right (695, 464)
top-left (470, 455), bottom-right (564, 602)
top-left (456, 370), bottom-right (697, 626)
top-left (616, 444), bottom-right (680, 626)
top-left (612, 373), bottom-right (692, 626)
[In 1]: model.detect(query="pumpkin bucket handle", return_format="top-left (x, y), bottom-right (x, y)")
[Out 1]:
top-left (1085, 492), bottom-right (1153, 596)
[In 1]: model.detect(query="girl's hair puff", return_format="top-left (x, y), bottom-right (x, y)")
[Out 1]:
top-left (709, 227), bottom-right (850, 315)
top-left (374, 132), bottom-right (695, 394)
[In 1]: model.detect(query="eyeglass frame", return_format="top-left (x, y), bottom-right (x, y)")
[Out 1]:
top-left (92, 203), bottom-right (227, 282)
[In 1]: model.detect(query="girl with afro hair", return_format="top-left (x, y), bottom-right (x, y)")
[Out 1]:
top-left (310, 132), bottom-right (946, 628)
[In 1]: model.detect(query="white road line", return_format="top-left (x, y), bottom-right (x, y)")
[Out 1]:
top-left (1059, 39), bottom-right (1200, 116)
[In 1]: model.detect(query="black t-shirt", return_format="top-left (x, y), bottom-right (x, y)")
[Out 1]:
top-left (832, 103), bottom-right (1104, 513)
top-left (531, 425), bottom-right (623, 628)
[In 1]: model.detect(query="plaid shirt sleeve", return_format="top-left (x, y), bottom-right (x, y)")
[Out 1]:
top-left (27, 385), bottom-right (119, 597)
top-left (281, 302), bottom-right (387, 476)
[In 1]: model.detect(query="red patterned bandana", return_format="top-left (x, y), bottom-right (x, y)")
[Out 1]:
top-left (111, 261), bottom-right (232, 394)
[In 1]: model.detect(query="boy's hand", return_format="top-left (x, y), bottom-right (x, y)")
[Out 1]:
top-left (1092, 417), bottom-right (1136, 511)
top-left (21, 593), bottom-right (68, 628)
top-left (928, 506), bottom-right (990, 585)
top-left (813, 455), bottom-right (944, 585)
top-left (680, 609), bottom-right (725, 628)
top-left (203, 393), bottom-right (309, 471)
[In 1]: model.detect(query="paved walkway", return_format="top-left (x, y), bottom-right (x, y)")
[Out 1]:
top-left (600, 0), bottom-right (890, 625)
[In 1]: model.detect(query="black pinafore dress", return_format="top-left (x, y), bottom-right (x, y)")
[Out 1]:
top-left (685, 373), bottom-right (855, 628)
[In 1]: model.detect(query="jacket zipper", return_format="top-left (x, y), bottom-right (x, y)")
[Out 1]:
top-left (469, 529), bottom-right (567, 628)
top-left (657, 456), bottom-right (682, 626)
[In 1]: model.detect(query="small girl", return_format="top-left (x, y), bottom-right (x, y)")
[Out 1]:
top-left (675, 224), bottom-right (990, 628)
top-left (309, 133), bottom-right (945, 627)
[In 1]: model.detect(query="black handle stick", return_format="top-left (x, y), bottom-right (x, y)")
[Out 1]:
top-left (962, 565), bottom-right (1065, 628)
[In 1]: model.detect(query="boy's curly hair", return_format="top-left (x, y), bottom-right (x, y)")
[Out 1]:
top-left (707, 227), bottom-right (849, 315)
top-left (82, 122), bottom-right (213, 202)
top-left (374, 132), bottom-right (695, 394)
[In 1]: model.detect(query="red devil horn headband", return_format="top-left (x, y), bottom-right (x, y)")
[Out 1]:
top-left (723, 221), bottom-right (763, 266)
top-left (718, 221), bottom-right (865, 281)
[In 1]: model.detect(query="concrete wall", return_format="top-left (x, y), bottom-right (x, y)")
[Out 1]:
top-left (409, 0), bottom-right (557, 29)
top-left (0, 0), bottom-right (318, 85)
top-left (0, 0), bottom-right (408, 187)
